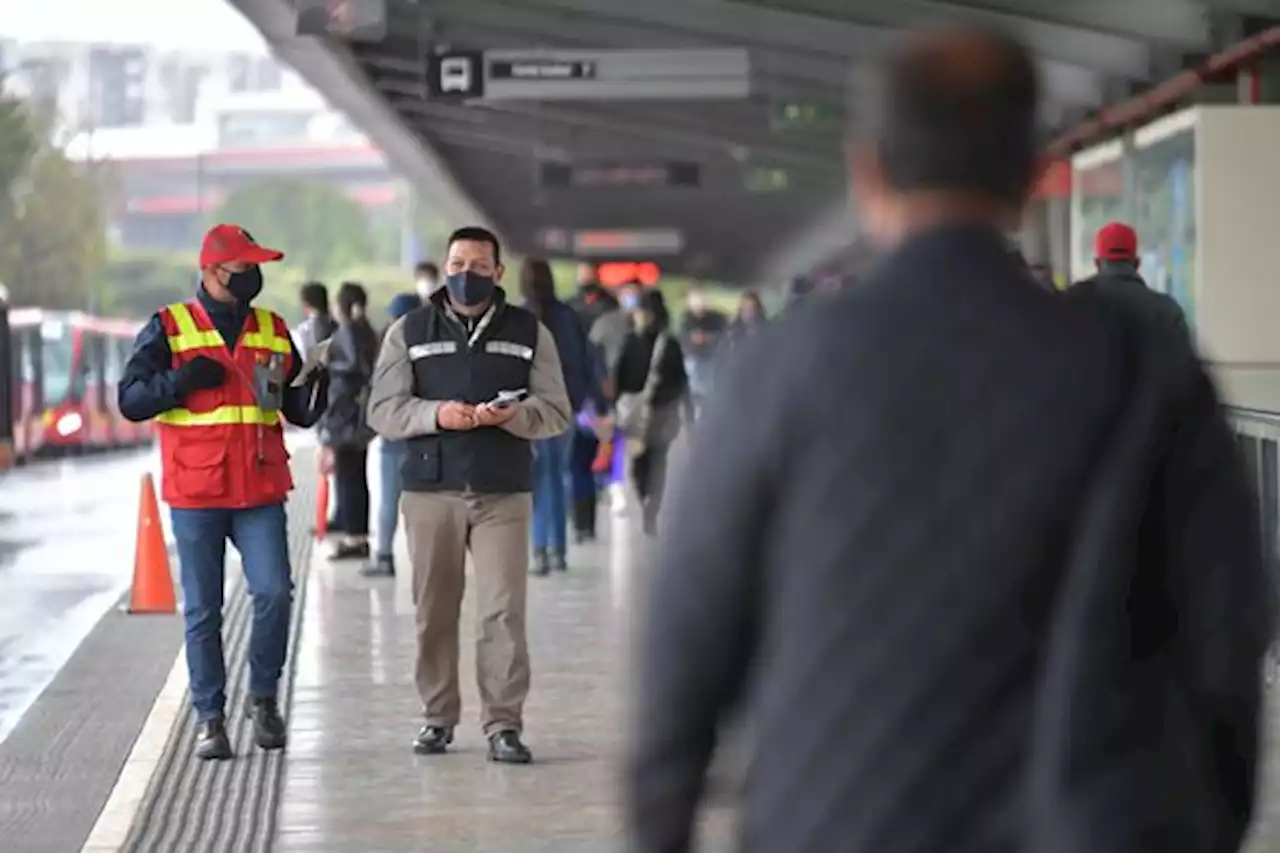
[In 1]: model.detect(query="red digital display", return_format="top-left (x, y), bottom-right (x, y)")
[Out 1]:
top-left (595, 262), bottom-right (661, 287)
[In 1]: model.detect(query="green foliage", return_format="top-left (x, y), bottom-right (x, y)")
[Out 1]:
top-left (98, 247), bottom-right (196, 318)
top-left (213, 178), bottom-right (375, 278)
top-left (0, 90), bottom-right (37, 220)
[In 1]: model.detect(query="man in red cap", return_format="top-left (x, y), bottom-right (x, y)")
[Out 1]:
top-left (118, 223), bottom-right (328, 761)
top-left (1075, 220), bottom-right (1188, 339)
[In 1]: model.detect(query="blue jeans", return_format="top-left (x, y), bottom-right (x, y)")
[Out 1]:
top-left (170, 503), bottom-right (293, 722)
top-left (531, 431), bottom-right (571, 555)
top-left (377, 439), bottom-right (406, 558)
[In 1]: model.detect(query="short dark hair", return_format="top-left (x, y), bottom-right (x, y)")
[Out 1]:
top-left (641, 288), bottom-right (670, 331)
top-left (415, 260), bottom-right (438, 278)
top-left (299, 281), bottom-right (329, 313)
top-left (520, 258), bottom-right (557, 306)
top-left (447, 226), bottom-right (501, 265)
top-left (867, 27), bottom-right (1040, 205)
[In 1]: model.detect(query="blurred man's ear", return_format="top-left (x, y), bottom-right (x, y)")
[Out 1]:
top-left (494, 262), bottom-right (505, 283)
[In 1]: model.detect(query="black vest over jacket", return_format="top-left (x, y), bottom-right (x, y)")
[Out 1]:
top-left (400, 295), bottom-right (539, 494)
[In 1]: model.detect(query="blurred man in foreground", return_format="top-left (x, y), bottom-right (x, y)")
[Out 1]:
top-left (627, 26), bottom-right (1270, 853)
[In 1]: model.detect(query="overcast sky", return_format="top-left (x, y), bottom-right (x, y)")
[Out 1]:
top-left (1, 0), bottom-right (268, 52)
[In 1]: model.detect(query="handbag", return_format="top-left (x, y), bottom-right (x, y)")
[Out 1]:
top-left (615, 332), bottom-right (669, 458)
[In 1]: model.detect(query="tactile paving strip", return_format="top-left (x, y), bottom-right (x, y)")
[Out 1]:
top-left (123, 451), bottom-right (318, 853)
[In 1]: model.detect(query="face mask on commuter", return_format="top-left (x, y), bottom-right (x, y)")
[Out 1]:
top-left (444, 270), bottom-right (495, 307)
top-left (619, 290), bottom-right (641, 311)
top-left (416, 276), bottom-right (436, 299)
top-left (222, 265), bottom-right (263, 303)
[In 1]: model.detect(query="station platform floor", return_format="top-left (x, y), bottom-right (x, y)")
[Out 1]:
top-left (3, 445), bottom-right (1280, 851)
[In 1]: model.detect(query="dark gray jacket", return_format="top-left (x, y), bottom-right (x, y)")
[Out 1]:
top-left (626, 223), bottom-right (1270, 853)
top-left (1074, 264), bottom-right (1190, 342)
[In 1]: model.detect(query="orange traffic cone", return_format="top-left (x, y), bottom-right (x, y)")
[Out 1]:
top-left (314, 473), bottom-right (330, 541)
top-left (127, 473), bottom-right (177, 614)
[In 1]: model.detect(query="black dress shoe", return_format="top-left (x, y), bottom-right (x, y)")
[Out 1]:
top-left (530, 549), bottom-right (551, 577)
top-left (551, 551), bottom-right (568, 572)
top-left (413, 725), bottom-right (454, 755)
top-left (360, 555), bottom-right (395, 577)
top-left (330, 541), bottom-right (371, 561)
top-left (244, 695), bottom-right (287, 750)
top-left (196, 718), bottom-right (232, 761)
top-left (488, 730), bottom-right (532, 764)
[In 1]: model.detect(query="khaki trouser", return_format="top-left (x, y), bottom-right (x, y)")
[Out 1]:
top-left (402, 490), bottom-right (532, 736)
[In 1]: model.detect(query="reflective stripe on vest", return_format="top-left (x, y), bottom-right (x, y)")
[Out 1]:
top-left (165, 303), bottom-right (292, 356)
top-left (157, 301), bottom-right (291, 428)
top-left (155, 405), bottom-right (281, 427)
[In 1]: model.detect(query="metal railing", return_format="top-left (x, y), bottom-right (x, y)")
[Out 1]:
top-left (1228, 407), bottom-right (1280, 685)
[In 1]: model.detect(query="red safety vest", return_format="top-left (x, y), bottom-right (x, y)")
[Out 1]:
top-left (155, 300), bottom-right (295, 509)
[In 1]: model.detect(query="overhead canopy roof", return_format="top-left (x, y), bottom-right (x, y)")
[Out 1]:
top-left (231, 0), bottom-right (1277, 284)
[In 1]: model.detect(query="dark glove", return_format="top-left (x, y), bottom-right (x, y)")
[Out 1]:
top-left (176, 356), bottom-right (226, 397)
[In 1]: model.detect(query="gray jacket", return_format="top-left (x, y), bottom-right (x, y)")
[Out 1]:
top-left (366, 312), bottom-right (571, 445)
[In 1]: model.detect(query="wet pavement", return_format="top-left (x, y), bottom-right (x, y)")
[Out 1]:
top-left (0, 449), bottom-right (159, 743)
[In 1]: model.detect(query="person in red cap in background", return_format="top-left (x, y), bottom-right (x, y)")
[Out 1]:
top-left (1074, 221), bottom-right (1189, 340)
top-left (118, 223), bottom-right (328, 762)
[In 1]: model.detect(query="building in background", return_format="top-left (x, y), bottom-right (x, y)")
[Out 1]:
top-left (0, 37), bottom-right (402, 254)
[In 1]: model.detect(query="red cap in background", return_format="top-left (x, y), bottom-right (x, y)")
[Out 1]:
top-left (199, 224), bottom-right (284, 267)
top-left (1094, 221), bottom-right (1138, 262)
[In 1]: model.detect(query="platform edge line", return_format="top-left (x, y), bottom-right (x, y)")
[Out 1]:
top-left (78, 644), bottom-right (189, 852)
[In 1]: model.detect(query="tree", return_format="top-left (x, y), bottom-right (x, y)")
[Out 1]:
top-left (0, 92), bottom-right (106, 310)
top-left (214, 178), bottom-right (375, 277)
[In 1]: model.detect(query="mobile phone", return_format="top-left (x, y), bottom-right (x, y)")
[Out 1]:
top-left (485, 389), bottom-right (528, 408)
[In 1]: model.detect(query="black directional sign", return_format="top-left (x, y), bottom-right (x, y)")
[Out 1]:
top-left (489, 58), bottom-right (597, 81)
top-left (539, 161), bottom-right (700, 189)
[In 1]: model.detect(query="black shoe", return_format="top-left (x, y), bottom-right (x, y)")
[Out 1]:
top-left (413, 725), bottom-right (454, 755)
top-left (195, 718), bottom-right (233, 761)
top-left (360, 555), bottom-right (395, 577)
top-left (244, 695), bottom-right (287, 750)
top-left (551, 550), bottom-right (568, 572)
top-left (530, 549), bottom-right (551, 577)
top-left (330, 541), bottom-right (371, 561)
top-left (488, 730), bottom-right (532, 764)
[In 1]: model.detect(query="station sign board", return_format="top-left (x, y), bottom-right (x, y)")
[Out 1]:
top-left (426, 48), bottom-right (749, 102)
top-left (539, 161), bottom-right (700, 189)
top-left (573, 229), bottom-right (684, 257)
top-left (490, 58), bottom-right (598, 81)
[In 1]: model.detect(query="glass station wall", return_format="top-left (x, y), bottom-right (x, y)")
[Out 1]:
top-left (1131, 110), bottom-right (1198, 326)
top-left (1069, 140), bottom-right (1125, 281)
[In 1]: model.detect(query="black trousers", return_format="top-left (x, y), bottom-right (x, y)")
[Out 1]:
top-left (630, 441), bottom-right (671, 532)
top-left (333, 445), bottom-right (370, 537)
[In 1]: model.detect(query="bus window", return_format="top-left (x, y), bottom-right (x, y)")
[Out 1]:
top-left (86, 332), bottom-right (108, 413)
top-left (40, 319), bottom-right (76, 405)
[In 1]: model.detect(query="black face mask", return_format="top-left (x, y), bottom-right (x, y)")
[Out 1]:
top-left (445, 271), bottom-right (496, 307)
top-left (225, 266), bottom-right (263, 303)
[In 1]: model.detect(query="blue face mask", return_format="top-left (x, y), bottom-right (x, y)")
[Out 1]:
top-left (444, 271), bottom-right (496, 307)
top-left (619, 291), bottom-right (640, 310)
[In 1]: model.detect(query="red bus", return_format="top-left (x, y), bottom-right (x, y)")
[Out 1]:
top-left (7, 308), bottom-right (153, 461)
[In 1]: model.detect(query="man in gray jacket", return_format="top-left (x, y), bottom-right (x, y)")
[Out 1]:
top-left (367, 227), bottom-right (571, 765)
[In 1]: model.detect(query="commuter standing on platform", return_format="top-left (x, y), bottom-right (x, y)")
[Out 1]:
top-left (365, 291), bottom-right (424, 578)
top-left (295, 281), bottom-right (337, 360)
top-left (518, 258), bottom-right (607, 575)
top-left (118, 224), bottom-right (329, 762)
top-left (1073, 221), bottom-right (1190, 339)
top-left (628, 27), bottom-right (1270, 853)
top-left (367, 227), bottom-right (571, 764)
top-left (414, 260), bottom-right (440, 302)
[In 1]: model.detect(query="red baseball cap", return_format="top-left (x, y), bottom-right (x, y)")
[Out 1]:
top-left (1094, 221), bottom-right (1138, 262)
top-left (199, 223), bottom-right (284, 267)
